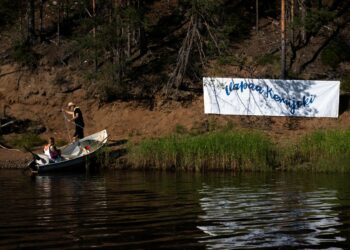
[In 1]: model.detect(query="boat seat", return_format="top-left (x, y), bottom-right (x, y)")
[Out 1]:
top-left (70, 146), bottom-right (82, 157)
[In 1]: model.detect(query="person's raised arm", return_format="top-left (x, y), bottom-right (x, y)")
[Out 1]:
top-left (62, 108), bottom-right (74, 116)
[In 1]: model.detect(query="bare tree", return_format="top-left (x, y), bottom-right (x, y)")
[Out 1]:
top-left (93, 0), bottom-right (97, 71)
top-left (27, 0), bottom-right (36, 44)
top-left (39, 0), bottom-right (44, 41)
top-left (256, 0), bottom-right (259, 33)
top-left (300, 0), bottom-right (306, 43)
top-left (165, 0), bottom-right (221, 94)
top-left (281, 0), bottom-right (286, 79)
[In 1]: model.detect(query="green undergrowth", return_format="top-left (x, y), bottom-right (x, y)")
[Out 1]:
top-left (280, 129), bottom-right (350, 173)
top-left (128, 129), bottom-right (350, 173)
top-left (9, 133), bottom-right (46, 150)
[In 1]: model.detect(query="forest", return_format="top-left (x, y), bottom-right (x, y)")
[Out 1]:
top-left (0, 0), bottom-right (349, 103)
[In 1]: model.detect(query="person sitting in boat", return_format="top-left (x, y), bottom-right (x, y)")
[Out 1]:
top-left (44, 137), bottom-right (62, 161)
top-left (63, 102), bottom-right (85, 141)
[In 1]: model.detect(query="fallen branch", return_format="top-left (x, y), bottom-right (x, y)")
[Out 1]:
top-left (0, 70), bottom-right (23, 78)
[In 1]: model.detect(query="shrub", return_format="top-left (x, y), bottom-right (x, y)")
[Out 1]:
top-left (257, 53), bottom-right (279, 66)
top-left (341, 74), bottom-right (350, 93)
top-left (9, 133), bottom-right (46, 150)
top-left (321, 39), bottom-right (350, 68)
top-left (12, 41), bottom-right (39, 68)
top-left (281, 129), bottom-right (350, 172)
top-left (174, 124), bottom-right (188, 134)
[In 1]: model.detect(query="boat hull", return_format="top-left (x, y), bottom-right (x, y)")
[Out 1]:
top-left (29, 130), bottom-right (108, 174)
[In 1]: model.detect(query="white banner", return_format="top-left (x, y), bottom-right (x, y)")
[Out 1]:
top-left (203, 78), bottom-right (340, 118)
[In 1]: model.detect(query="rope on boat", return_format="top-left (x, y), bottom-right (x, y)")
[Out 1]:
top-left (62, 110), bottom-right (72, 142)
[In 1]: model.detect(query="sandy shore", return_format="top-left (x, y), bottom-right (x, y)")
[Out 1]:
top-left (0, 149), bottom-right (32, 168)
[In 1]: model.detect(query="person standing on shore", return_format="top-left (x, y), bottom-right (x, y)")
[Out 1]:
top-left (63, 102), bottom-right (85, 140)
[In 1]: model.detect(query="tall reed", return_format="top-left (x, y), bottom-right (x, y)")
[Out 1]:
top-left (129, 131), bottom-right (275, 171)
top-left (280, 129), bottom-right (350, 172)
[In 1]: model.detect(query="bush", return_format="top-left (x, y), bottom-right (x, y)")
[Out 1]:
top-left (257, 53), bottom-right (279, 66)
top-left (321, 39), bottom-right (350, 68)
top-left (9, 133), bottom-right (46, 150)
top-left (281, 129), bottom-right (350, 172)
top-left (12, 41), bottom-right (39, 68)
top-left (341, 74), bottom-right (350, 93)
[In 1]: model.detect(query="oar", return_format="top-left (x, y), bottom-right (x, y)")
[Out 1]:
top-left (61, 109), bottom-right (72, 142)
top-left (61, 109), bottom-right (84, 129)
top-left (0, 120), bottom-right (14, 128)
top-left (23, 146), bottom-right (46, 164)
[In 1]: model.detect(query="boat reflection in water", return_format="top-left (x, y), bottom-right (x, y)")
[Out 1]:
top-left (1, 171), bottom-right (350, 249)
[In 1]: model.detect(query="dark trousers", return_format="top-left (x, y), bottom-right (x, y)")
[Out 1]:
top-left (74, 126), bottom-right (84, 139)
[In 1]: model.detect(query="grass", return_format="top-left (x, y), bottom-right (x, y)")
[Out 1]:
top-left (128, 128), bottom-right (350, 173)
top-left (129, 131), bottom-right (275, 171)
top-left (280, 129), bottom-right (350, 173)
top-left (9, 133), bottom-right (46, 150)
top-left (94, 146), bottom-right (112, 168)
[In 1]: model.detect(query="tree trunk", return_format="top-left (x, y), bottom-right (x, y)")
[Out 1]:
top-left (92, 0), bottom-right (97, 71)
top-left (39, 0), bottom-right (44, 42)
top-left (301, 0), bottom-right (306, 43)
top-left (57, 1), bottom-right (60, 45)
top-left (281, 0), bottom-right (286, 79)
top-left (139, 0), bottom-right (147, 55)
top-left (27, 0), bottom-right (36, 44)
top-left (256, 0), bottom-right (259, 33)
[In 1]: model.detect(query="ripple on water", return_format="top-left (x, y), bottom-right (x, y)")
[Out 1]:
top-left (0, 171), bottom-right (350, 249)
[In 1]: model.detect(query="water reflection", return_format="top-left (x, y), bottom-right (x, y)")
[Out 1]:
top-left (197, 174), bottom-right (349, 249)
top-left (1, 171), bottom-right (350, 249)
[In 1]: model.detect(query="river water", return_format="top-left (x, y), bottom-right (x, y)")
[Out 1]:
top-left (1, 170), bottom-right (350, 249)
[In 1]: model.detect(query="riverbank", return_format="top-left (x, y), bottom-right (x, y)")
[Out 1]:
top-left (0, 148), bottom-right (31, 168)
top-left (2, 127), bottom-right (350, 172)
top-left (3, 108), bottom-right (350, 172)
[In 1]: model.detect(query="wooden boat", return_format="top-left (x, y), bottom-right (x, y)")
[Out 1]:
top-left (27, 130), bottom-right (108, 174)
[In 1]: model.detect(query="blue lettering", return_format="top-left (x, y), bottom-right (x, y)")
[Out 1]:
top-left (266, 86), bottom-right (274, 98)
top-left (273, 94), bottom-right (281, 102)
top-left (240, 82), bottom-right (247, 92)
top-left (255, 85), bottom-right (263, 94)
top-left (225, 85), bottom-right (230, 96)
top-left (223, 81), bottom-right (316, 114)
top-left (229, 81), bottom-right (234, 92)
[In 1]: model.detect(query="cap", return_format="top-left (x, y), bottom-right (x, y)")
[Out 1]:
top-left (68, 102), bottom-right (75, 107)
